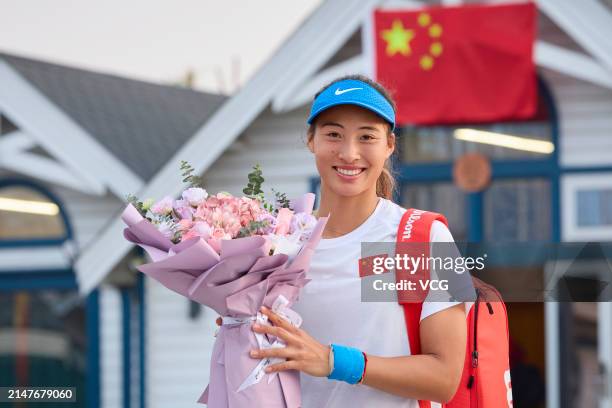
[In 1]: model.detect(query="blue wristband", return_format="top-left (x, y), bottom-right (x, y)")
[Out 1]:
top-left (327, 343), bottom-right (365, 384)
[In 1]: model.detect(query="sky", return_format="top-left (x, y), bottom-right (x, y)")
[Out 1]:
top-left (0, 0), bottom-right (323, 94)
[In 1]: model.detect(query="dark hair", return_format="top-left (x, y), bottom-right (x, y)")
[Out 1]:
top-left (306, 74), bottom-right (398, 200)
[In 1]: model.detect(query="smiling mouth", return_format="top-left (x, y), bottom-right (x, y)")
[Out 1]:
top-left (333, 166), bottom-right (366, 177)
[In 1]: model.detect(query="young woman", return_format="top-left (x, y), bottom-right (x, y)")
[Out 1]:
top-left (248, 75), bottom-right (467, 407)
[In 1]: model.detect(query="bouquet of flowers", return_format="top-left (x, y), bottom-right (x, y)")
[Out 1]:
top-left (121, 161), bottom-right (328, 408)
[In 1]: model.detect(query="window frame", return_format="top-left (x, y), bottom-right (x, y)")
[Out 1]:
top-left (562, 172), bottom-right (612, 241)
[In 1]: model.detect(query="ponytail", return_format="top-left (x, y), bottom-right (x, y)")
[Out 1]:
top-left (376, 161), bottom-right (397, 200)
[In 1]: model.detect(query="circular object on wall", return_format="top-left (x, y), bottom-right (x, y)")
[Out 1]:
top-left (453, 152), bottom-right (492, 192)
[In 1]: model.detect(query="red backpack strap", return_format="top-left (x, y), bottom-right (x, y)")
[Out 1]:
top-left (395, 208), bottom-right (448, 408)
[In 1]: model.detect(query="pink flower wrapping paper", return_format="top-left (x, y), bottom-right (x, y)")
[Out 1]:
top-left (121, 193), bottom-right (329, 407)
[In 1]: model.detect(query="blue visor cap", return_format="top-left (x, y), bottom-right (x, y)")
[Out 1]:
top-left (306, 79), bottom-right (396, 131)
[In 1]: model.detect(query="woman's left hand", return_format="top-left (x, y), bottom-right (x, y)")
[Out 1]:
top-left (250, 305), bottom-right (331, 378)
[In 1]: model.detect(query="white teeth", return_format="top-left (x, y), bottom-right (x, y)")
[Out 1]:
top-left (335, 167), bottom-right (363, 176)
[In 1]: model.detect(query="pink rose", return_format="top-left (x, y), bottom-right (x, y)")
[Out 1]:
top-left (181, 230), bottom-right (198, 241)
top-left (211, 227), bottom-right (229, 240)
top-left (177, 219), bottom-right (194, 232)
top-left (204, 196), bottom-right (220, 210)
top-left (191, 221), bottom-right (212, 239)
top-left (181, 221), bottom-right (212, 242)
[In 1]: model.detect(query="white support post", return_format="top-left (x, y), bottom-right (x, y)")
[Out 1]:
top-left (598, 302), bottom-right (612, 408)
top-left (545, 301), bottom-right (561, 408)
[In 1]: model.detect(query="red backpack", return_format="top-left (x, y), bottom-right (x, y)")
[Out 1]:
top-left (396, 208), bottom-right (513, 408)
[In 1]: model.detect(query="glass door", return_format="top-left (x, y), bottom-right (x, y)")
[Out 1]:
top-left (0, 288), bottom-right (88, 407)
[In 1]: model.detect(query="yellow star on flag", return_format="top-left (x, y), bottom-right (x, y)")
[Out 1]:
top-left (381, 19), bottom-right (415, 56)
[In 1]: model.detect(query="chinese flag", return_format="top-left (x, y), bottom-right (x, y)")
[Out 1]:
top-left (358, 254), bottom-right (388, 278)
top-left (373, 2), bottom-right (537, 125)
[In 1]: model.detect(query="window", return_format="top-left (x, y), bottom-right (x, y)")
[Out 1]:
top-left (484, 179), bottom-right (552, 242)
top-left (0, 184), bottom-right (67, 242)
top-left (562, 173), bottom-right (612, 241)
top-left (576, 189), bottom-right (612, 227)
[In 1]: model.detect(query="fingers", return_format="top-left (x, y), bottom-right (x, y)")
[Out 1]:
top-left (252, 321), bottom-right (298, 345)
top-left (250, 347), bottom-right (303, 373)
top-left (265, 360), bottom-right (300, 373)
top-left (250, 346), bottom-right (298, 360)
top-left (259, 306), bottom-right (299, 334)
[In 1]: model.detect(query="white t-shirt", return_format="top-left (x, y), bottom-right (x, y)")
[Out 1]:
top-left (293, 197), bottom-right (466, 408)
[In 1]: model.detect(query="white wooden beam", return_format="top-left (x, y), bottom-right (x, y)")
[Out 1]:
top-left (269, 0), bottom-right (387, 116)
top-left (537, 0), bottom-right (612, 73)
top-left (0, 151), bottom-right (105, 195)
top-left (272, 55), bottom-right (367, 113)
top-left (0, 130), bottom-right (36, 152)
top-left (535, 41), bottom-right (612, 90)
top-left (0, 60), bottom-right (144, 199)
top-left (361, 4), bottom-right (375, 79)
top-left (0, 128), bottom-right (105, 193)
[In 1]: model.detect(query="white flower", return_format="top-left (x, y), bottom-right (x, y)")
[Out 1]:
top-left (156, 219), bottom-right (175, 239)
top-left (267, 233), bottom-right (302, 261)
top-left (289, 212), bottom-right (317, 242)
top-left (182, 188), bottom-right (208, 207)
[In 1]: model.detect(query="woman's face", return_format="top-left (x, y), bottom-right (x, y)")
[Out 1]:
top-left (307, 104), bottom-right (395, 198)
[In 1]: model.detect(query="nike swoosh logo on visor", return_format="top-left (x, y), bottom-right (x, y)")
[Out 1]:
top-left (334, 87), bottom-right (362, 95)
